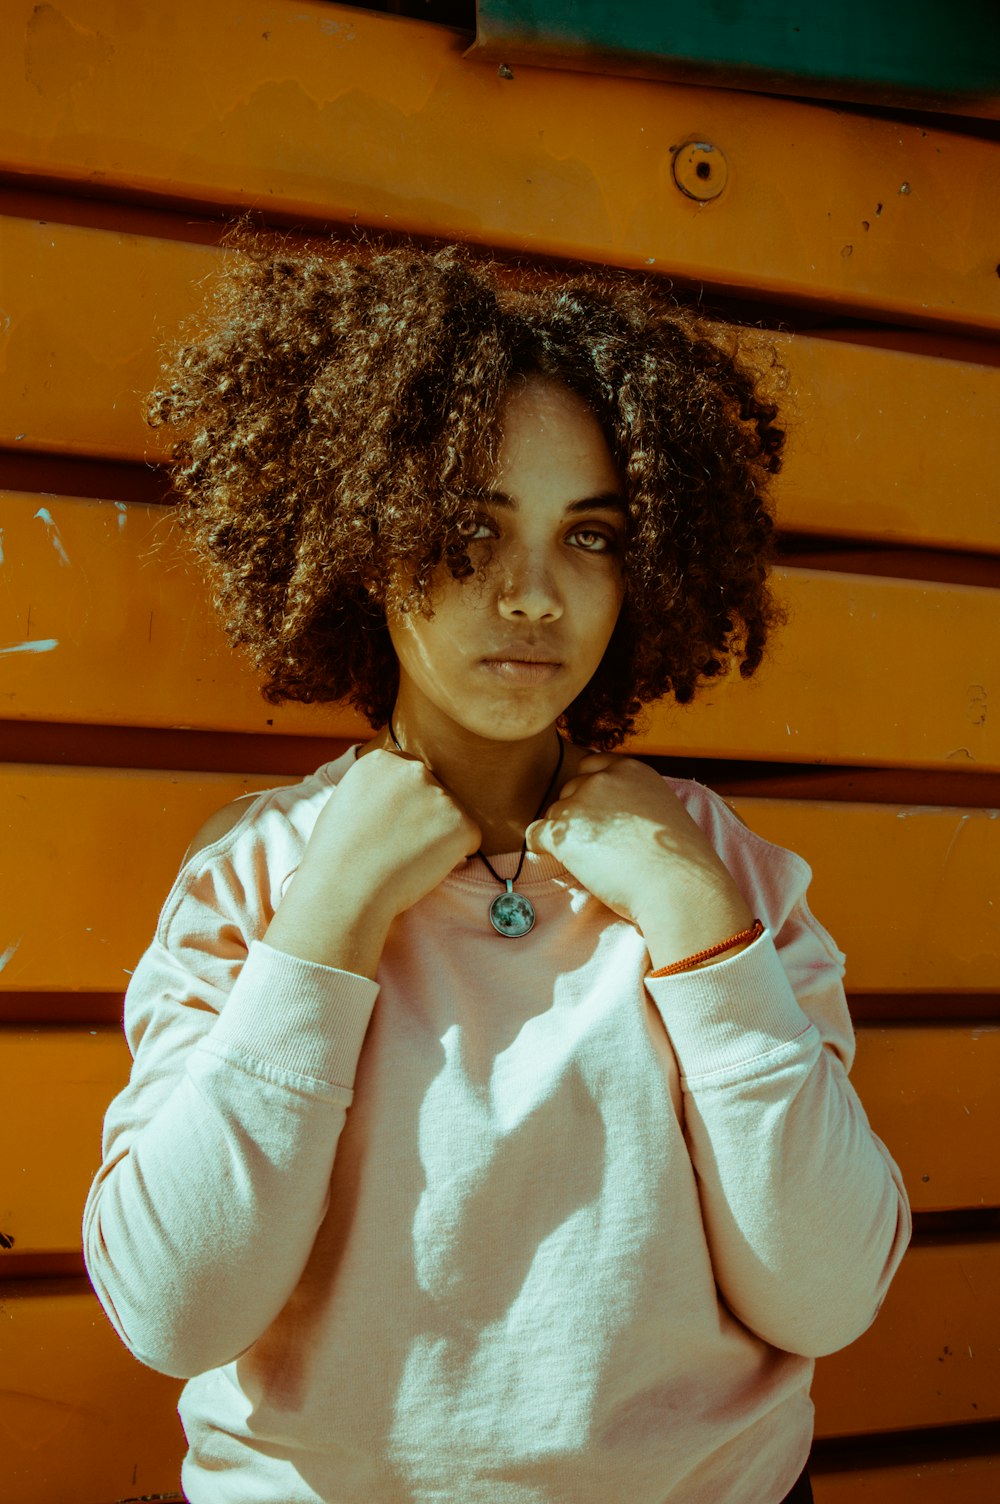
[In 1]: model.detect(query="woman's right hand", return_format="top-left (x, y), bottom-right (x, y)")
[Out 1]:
top-left (262, 749), bottom-right (480, 978)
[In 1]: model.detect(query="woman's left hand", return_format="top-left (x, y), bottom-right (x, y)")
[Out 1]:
top-left (526, 754), bottom-right (755, 968)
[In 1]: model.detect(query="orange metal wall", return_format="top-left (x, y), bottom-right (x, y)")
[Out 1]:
top-left (0, 3), bottom-right (997, 1500)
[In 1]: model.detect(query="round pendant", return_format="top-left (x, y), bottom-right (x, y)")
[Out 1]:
top-left (489, 887), bottom-right (536, 938)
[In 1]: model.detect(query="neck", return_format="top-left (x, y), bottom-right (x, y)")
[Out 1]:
top-left (380, 707), bottom-right (566, 857)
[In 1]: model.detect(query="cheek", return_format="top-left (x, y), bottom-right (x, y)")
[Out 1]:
top-left (385, 614), bottom-right (431, 684)
top-left (592, 575), bottom-right (626, 660)
top-left (594, 569), bottom-right (626, 633)
top-left (387, 603), bottom-right (467, 684)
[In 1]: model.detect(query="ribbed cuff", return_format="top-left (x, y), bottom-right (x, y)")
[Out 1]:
top-left (646, 932), bottom-right (813, 1082)
top-left (206, 940), bottom-right (379, 1088)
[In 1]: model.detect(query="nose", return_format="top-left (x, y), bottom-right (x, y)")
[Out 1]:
top-left (495, 543), bottom-right (563, 623)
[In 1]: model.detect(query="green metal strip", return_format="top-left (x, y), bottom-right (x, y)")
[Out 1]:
top-left (474, 0), bottom-right (1000, 99)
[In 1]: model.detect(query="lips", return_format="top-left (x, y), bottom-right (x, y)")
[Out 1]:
top-left (480, 646), bottom-right (561, 666)
top-left (479, 654), bottom-right (563, 685)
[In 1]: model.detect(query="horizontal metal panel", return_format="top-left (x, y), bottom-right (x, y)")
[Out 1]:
top-left (740, 800), bottom-right (1000, 994)
top-left (0, 1028), bottom-right (131, 1254)
top-left (0, 1), bottom-right (998, 328)
top-left (0, 766), bottom-right (995, 990)
top-left (641, 569), bottom-right (1000, 772)
top-left (0, 218), bottom-right (215, 463)
top-left (0, 1022), bottom-right (991, 1260)
top-left (1, 490), bottom-right (998, 767)
top-left (1, 1283), bottom-right (184, 1504)
top-left (812, 1239), bottom-right (1000, 1434)
top-left (813, 1450), bottom-right (1000, 1501)
top-left (0, 490), bottom-right (364, 738)
top-left (1, 216), bottom-right (998, 552)
top-left (849, 1026), bottom-right (1000, 1214)
top-left (0, 766), bottom-right (293, 993)
top-left (769, 334), bottom-right (1000, 553)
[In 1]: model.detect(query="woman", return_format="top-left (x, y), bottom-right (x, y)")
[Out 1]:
top-left (84, 238), bottom-right (910, 1504)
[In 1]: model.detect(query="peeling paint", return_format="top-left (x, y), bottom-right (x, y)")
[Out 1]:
top-left (33, 506), bottom-right (71, 566)
top-left (0, 938), bottom-right (23, 973)
top-left (0, 638), bottom-right (59, 657)
top-left (319, 17), bottom-right (357, 40)
top-left (25, 3), bottom-right (114, 97)
top-left (0, 526), bottom-right (4, 565)
top-left (115, 502), bottom-right (128, 532)
top-left (967, 685), bottom-right (987, 727)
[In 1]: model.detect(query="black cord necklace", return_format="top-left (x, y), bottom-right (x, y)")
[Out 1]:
top-left (387, 715), bottom-right (565, 938)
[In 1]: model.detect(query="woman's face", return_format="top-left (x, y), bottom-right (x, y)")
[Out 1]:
top-left (387, 376), bottom-right (626, 745)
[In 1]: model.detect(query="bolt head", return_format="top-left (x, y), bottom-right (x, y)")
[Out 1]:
top-left (672, 142), bottom-right (728, 201)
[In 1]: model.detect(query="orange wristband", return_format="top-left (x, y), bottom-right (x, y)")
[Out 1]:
top-left (649, 919), bottom-right (765, 978)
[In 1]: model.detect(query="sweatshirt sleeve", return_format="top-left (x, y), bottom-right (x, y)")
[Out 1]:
top-left (82, 819), bottom-right (379, 1381)
top-left (646, 786), bottom-right (912, 1360)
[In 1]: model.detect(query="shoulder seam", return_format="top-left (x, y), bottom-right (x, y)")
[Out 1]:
top-left (152, 775), bottom-right (318, 950)
top-left (667, 776), bottom-right (813, 881)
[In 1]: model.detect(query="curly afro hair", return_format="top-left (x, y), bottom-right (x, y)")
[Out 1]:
top-left (148, 233), bottom-right (787, 751)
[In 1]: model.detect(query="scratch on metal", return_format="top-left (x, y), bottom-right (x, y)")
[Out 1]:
top-left (942, 813), bottom-right (970, 867)
top-left (33, 506), bottom-right (72, 566)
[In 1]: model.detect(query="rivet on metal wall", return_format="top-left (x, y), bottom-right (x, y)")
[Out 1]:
top-left (672, 142), bottom-right (728, 201)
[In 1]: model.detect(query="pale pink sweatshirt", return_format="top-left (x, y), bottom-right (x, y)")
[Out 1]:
top-left (84, 746), bottom-right (910, 1504)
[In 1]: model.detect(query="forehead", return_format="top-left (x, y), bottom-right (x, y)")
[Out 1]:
top-left (492, 377), bottom-right (621, 494)
top-left (499, 374), bottom-right (599, 430)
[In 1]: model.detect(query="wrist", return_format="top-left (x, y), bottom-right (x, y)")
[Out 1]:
top-left (265, 864), bottom-right (394, 980)
top-left (648, 919), bottom-right (763, 978)
top-left (638, 887), bottom-right (755, 975)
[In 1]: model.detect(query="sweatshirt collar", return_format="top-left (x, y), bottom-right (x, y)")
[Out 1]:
top-left (317, 745), bottom-right (570, 887)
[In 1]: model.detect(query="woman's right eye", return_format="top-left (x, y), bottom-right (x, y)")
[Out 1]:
top-left (458, 517), bottom-right (496, 541)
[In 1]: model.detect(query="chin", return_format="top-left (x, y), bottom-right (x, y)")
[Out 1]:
top-left (460, 700), bottom-right (567, 744)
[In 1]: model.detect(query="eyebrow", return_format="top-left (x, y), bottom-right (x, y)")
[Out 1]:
top-left (479, 489), bottom-right (627, 517)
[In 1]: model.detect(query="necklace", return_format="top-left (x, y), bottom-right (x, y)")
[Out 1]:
top-left (387, 716), bottom-right (565, 938)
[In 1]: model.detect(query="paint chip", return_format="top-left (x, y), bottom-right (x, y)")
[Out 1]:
top-left (0, 638), bottom-right (59, 657)
top-left (0, 938), bottom-right (23, 973)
